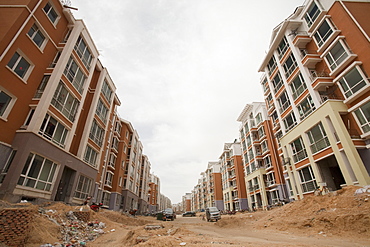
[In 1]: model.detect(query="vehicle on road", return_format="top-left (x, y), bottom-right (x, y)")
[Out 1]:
top-left (182, 211), bottom-right (196, 217)
top-left (205, 207), bottom-right (221, 222)
top-left (162, 208), bottom-right (176, 221)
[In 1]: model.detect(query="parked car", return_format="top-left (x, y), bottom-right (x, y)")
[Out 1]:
top-left (182, 211), bottom-right (196, 217)
top-left (162, 208), bottom-right (176, 221)
top-left (205, 207), bottom-right (221, 222)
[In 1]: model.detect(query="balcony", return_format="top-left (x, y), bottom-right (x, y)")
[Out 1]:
top-left (300, 49), bottom-right (322, 68)
top-left (310, 70), bottom-right (333, 91)
top-left (292, 32), bottom-right (311, 48)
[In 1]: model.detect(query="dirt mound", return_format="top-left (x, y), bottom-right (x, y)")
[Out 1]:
top-left (253, 185), bottom-right (370, 238)
top-left (97, 210), bottom-right (149, 226)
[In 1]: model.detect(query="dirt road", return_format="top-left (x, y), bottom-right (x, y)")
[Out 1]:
top-left (90, 214), bottom-right (370, 247)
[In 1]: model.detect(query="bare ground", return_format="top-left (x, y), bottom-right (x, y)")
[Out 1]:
top-left (2, 185), bottom-right (370, 246)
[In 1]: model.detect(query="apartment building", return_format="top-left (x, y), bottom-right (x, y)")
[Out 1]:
top-left (182, 192), bottom-right (192, 212)
top-left (237, 103), bottom-right (287, 210)
top-left (148, 173), bottom-right (160, 213)
top-left (0, 0), bottom-right (156, 211)
top-left (138, 155), bottom-right (151, 214)
top-left (192, 180), bottom-right (202, 211)
top-left (220, 142), bottom-right (248, 211)
top-left (258, 0), bottom-right (370, 201)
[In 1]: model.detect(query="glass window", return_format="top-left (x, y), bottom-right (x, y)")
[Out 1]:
top-left (89, 119), bottom-right (105, 146)
top-left (27, 24), bottom-right (45, 47)
top-left (298, 166), bottom-right (316, 192)
top-left (34, 75), bottom-right (50, 98)
top-left (307, 122), bottom-right (330, 153)
top-left (354, 101), bottom-right (370, 134)
top-left (325, 41), bottom-right (349, 71)
top-left (43, 2), bottom-right (58, 24)
top-left (297, 95), bottom-right (316, 120)
top-left (7, 52), bottom-right (31, 78)
top-left (267, 56), bottom-right (277, 75)
top-left (314, 19), bottom-right (334, 47)
top-left (272, 72), bottom-right (283, 93)
top-left (17, 153), bottom-right (57, 191)
top-left (49, 51), bottom-right (61, 68)
top-left (283, 112), bottom-right (297, 131)
top-left (283, 53), bottom-right (298, 78)
top-left (304, 1), bottom-right (321, 27)
top-left (84, 145), bottom-right (98, 167)
top-left (0, 91), bottom-right (12, 117)
top-left (290, 137), bottom-right (307, 163)
top-left (277, 36), bottom-right (289, 59)
top-left (96, 98), bottom-right (108, 123)
top-left (74, 175), bottom-right (92, 199)
top-left (290, 73), bottom-right (307, 100)
top-left (63, 57), bottom-right (86, 94)
top-left (39, 114), bottom-right (68, 147)
top-left (338, 66), bottom-right (368, 98)
top-left (51, 82), bottom-right (80, 121)
top-left (278, 90), bottom-right (290, 114)
top-left (74, 36), bottom-right (93, 69)
top-left (101, 80), bottom-right (113, 102)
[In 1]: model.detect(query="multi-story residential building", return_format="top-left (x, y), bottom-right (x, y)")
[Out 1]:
top-left (0, 0), bottom-right (160, 212)
top-left (258, 0), bottom-right (370, 201)
top-left (204, 162), bottom-right (223, 210)
top-left (220, 142), bottom-right (248, 211)
top-left (182, 192), bottom-right (192, 212)
top-left (192, 179), bottom-right (202, 211)
top-left (148, 173), bottom-right (160, 213)
top-left (237, 102), bottom-right (287, 210)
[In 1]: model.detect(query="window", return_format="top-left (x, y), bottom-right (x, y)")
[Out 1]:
top-left (84, 145), bottom-right (98, 167)
top-left (304, 1), bottom-right (321, 27)
top-left (324, 41), bottom-right (349, 71)
top-left (290, 137), bottom-right (307, 163)
top-left (248, 148), bottom-right (254, 161)
top-left (63, 57), bottom-right (86, 94)
top-left (277, 36), bottom-right (289, 59)
top-left (27, 24), bottom-right (46, 48)
top-left (43, 2), bottom-right (58, 24)
top-left (283, 112), bottom-right (297, 131)
top-left (269, 190), bottom-right (279, 204)
top-left (17, 153), bottom-right (57, 191)
top-left (0, 90), bottom-right (13, 118)
top-left (261, 141), bottom-right (268, 154)
top-left (0, 150), bottom-right (16, 183)
top-left (297, 95), bottom-right (316, 120)
top-left (314, 19), bottom-right (335, 47)
top-left (258, 127), bottom-right (265, 139)
top-left (338, 66), bottom-right (368, 98)
top-left (7, 52), bottom-right (31, 79)
top-left (108, 154), bottom-right (116, 168)
top-left (272, 72), bottom-right (283, 93)
top-left (89, 119), bottom-right (105, 146)
top-left (39, 114), bottom-right (68, 147)
top-left (51, 82), bottom-right (80, 121)
top-left (74, 36), bottom-right (93, 69)
top-left (277, 90), bottom-right (290, 114)
top-left (307, 122), bottom-right (330, 153)
top-left (264, 156), bottom-right (272, 168)
top-left (282, 53), bottom-right (298, 78)
top-left (101, 80), bottom-right (113, 102)
top-left (256, 113), bottom-right (263, 125)
top-left (74, 175), bottom-right (93, 199)
top-left (34, 75), bottom-right (50, 98)
top-left (298, 166), bottom-right (317, 193)
top-left (266, 173), bottom-right (275, 187)
top-left (24, 109), bottom-right (35, 127)
top-left (105, 172), bottom-right (113, 187)
top-left (96, 99), bottom-right (108, 123)
top-left (290, 73), bottom-right (307, 100)
top-left (354, 101), bottom-right (370, 134)
top-left (49, 51), bottom-right (61, 68)
top-left (267, 56), bottom-right (277, 75)
top-left (244, 122), bottom-right (249, 133)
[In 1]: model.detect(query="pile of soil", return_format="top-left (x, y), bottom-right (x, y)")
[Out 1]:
top-left (216, 185), bottom-right (370, 239)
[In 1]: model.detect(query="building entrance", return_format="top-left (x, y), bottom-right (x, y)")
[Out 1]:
top-left (317, 155), bottom-right (346, 191)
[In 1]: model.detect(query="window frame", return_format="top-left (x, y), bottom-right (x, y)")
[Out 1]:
top-left (89, 119), bottom-right (105, 146)
top-left (63, 56), bottom-right (86, 94)
top-left (27, 23), bottom-right (47, 49)
top-left (298, 166), bottom-right (317, 193)
top-left (306, 122), bottom-right (330, 154)
top-left (290, 73), bottom-right (307, 100)
top-left (74, 36), bottom-right (93, 70)
top-left (51, 81), bottom-right (80, 122)
top-left (282, 53), bottom-right (298, 79)
top-left (84, 145), bottom-right (98, 168)
top-left (304, 1), bottom-right (321, 28)
top-left (297, 95), bottom-right (316, 120)
top-left (354, 100), bottom-right (370, 134)
top-left (290, 137), bottom-right (308, 163)
top-left (74, 175), bottom-right (93, 199)
top-left (7, 51), bottom-right (33, 80)
top-left (43, 2), bottom-right (60, 25)
top-left (39, 113), bottom-right (68, 147)
top-left (277, 36), bottom-right (289, 59)
top-left (272, 72), bottom-right (283, 93)
top-left (277, 90), bottom-right (290, 114)
top-left (283, 111), bottom-right (297, 132)
top-left (0, 88), bottom-right (16, 120)
top-left (336, 65), bottom-right (369, 100)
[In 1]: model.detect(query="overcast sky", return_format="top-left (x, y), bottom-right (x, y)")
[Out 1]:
top-left (71, 0), bottom-right (303, 203)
